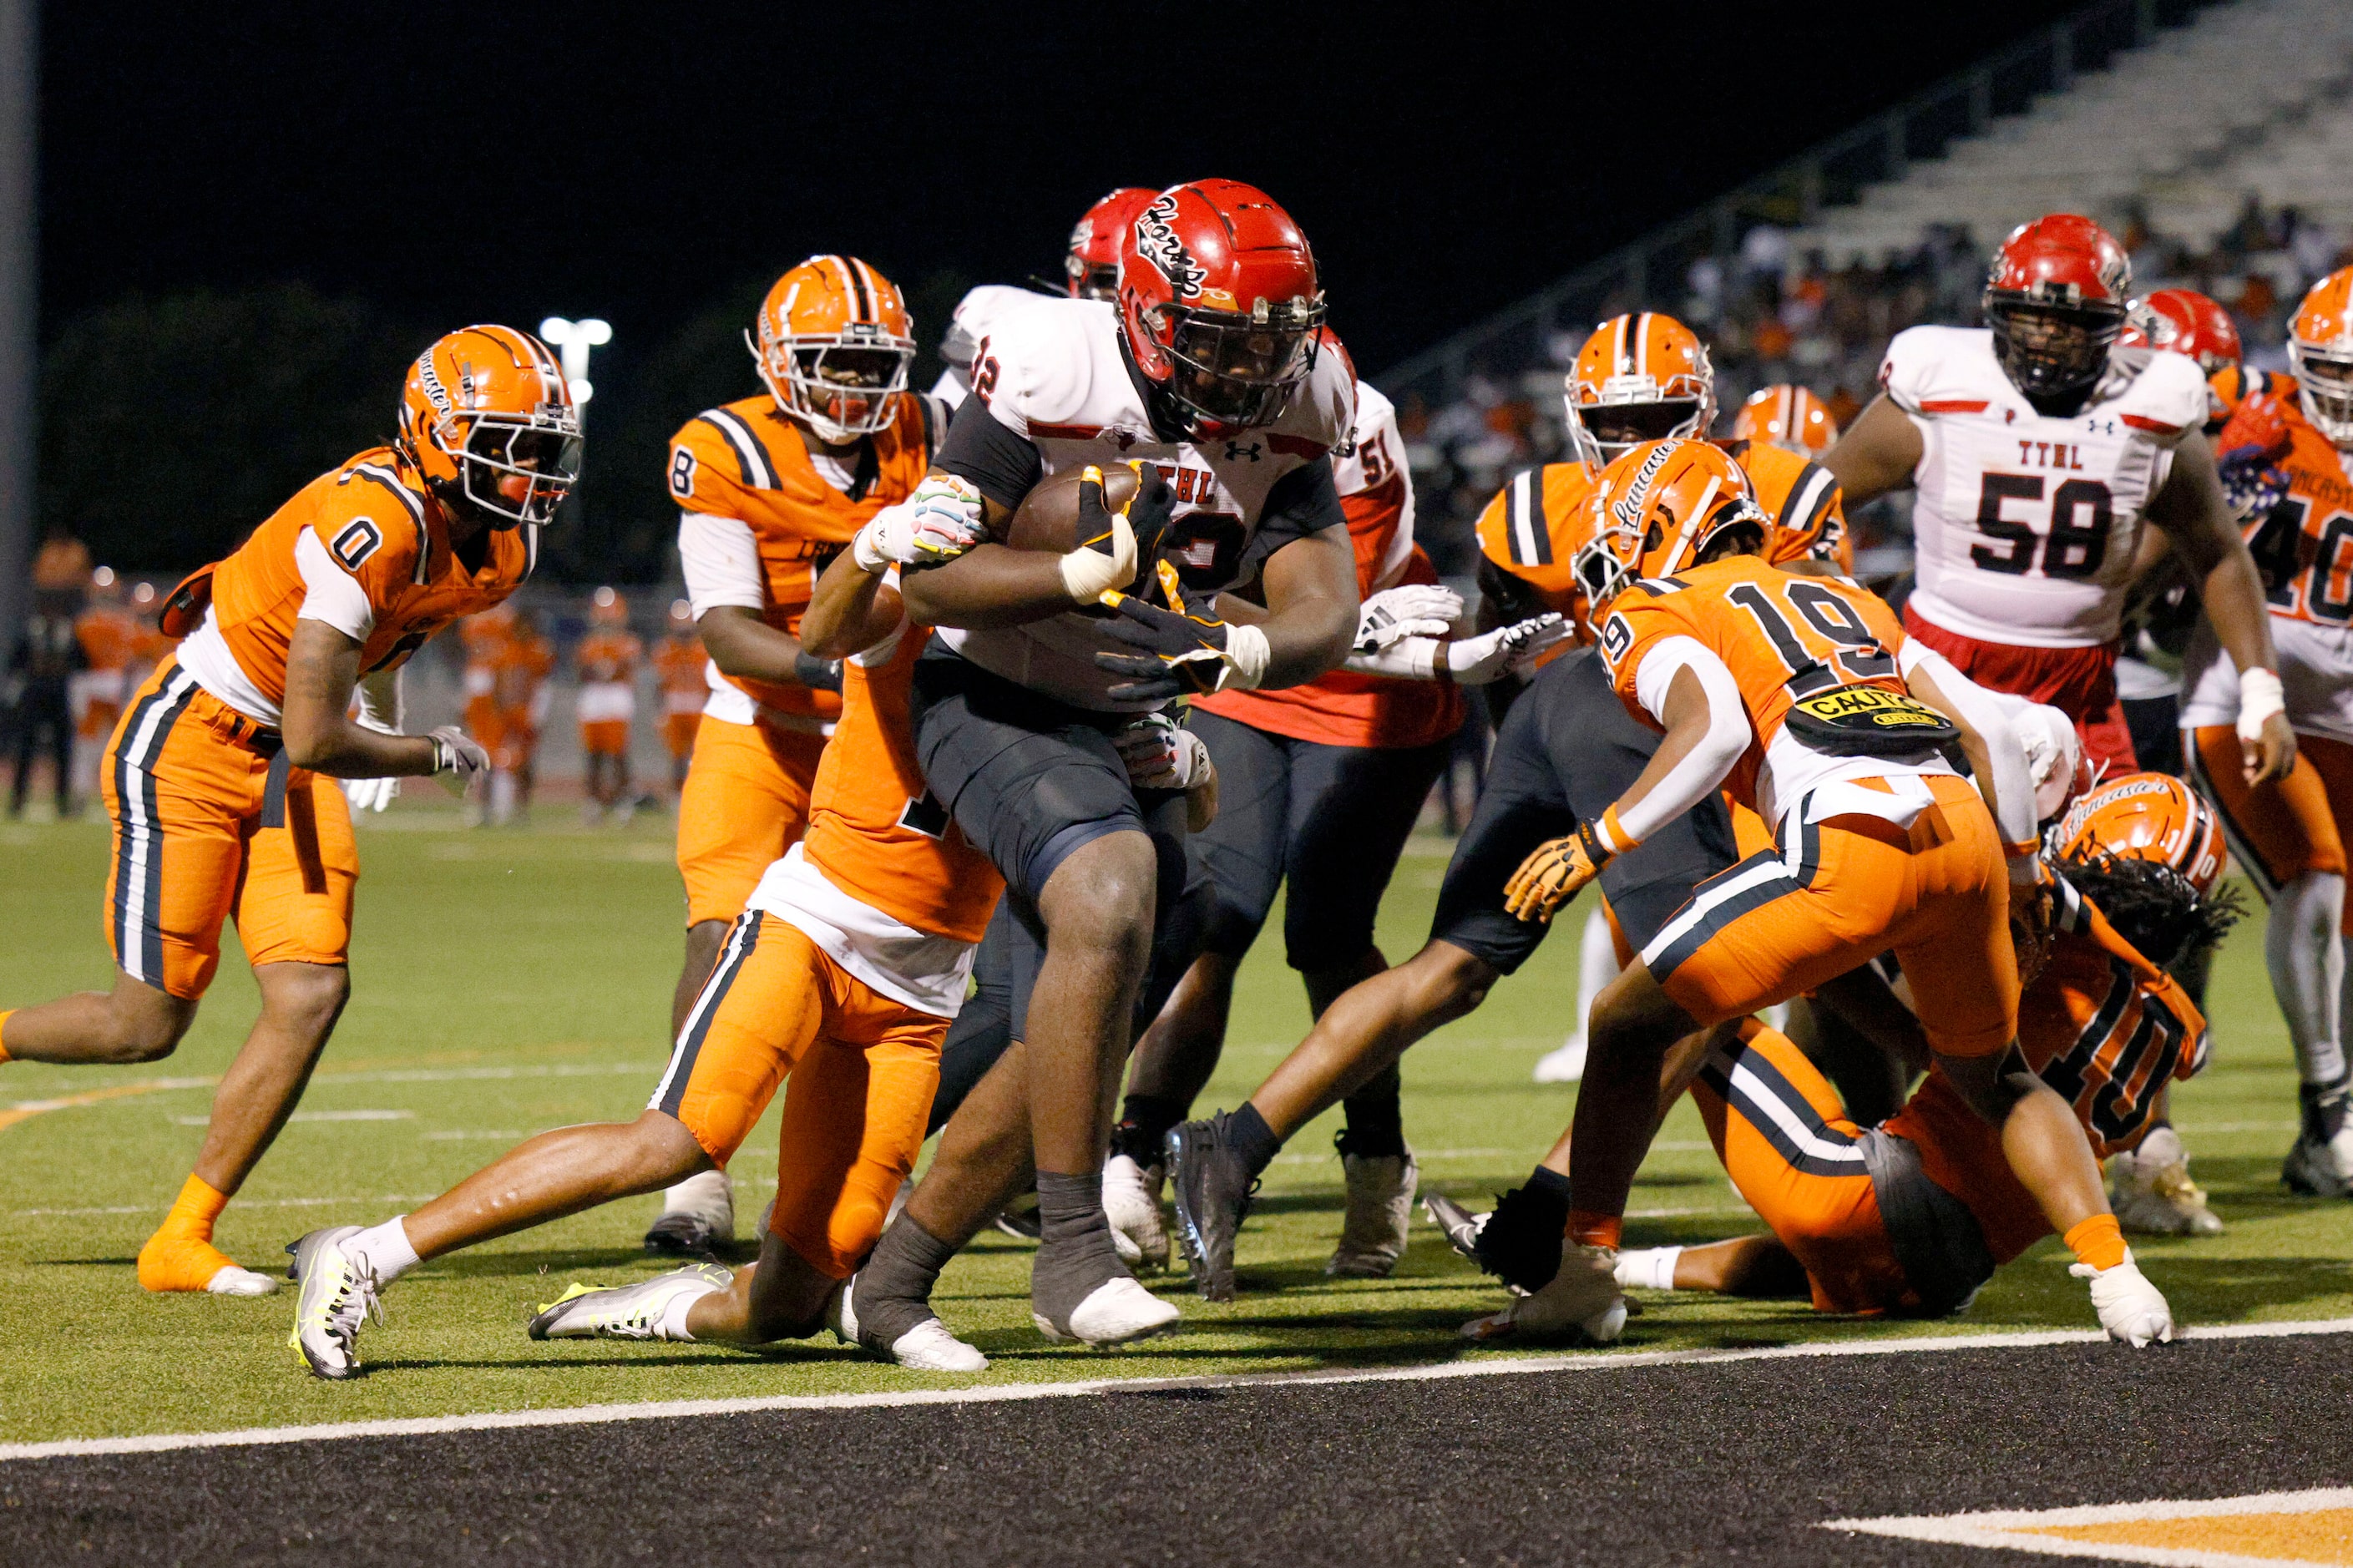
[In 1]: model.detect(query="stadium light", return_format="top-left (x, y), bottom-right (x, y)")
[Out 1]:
top-left (539, 316), bottom-right (612, 406)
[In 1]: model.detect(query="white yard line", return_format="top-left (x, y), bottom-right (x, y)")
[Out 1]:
top-left (4, 1317), bottom-right (2346, 1465)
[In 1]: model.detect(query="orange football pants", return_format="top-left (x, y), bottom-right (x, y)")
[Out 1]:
top-left (2190, 726), bottom-right (2353, 923)
top-left (676, 714), bottom-right (827, 927)
top-left (651, 911), bottom-right (944, 1278)
top-left (579, 719), bottom-right (629, 758)
top-left (100, 658), bottom-right (357, 999)
top-left (1690, 1021), bottom-right (1914, 1316)
top-left (1642, 774), bottom-right (2018, 1060)
top-left (662, 711), bottom-right (701, 762)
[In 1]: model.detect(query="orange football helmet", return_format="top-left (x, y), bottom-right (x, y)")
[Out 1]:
top-left (590, 585), bottom-right (628, 626)
top-left (2057, 771), bottom-right (2225, 896)
top-left (2289, 267), bottom-right (2353, 448)
top-left (748, 255), bottom-right (917, 443)
top-left (1572, 439), bottom-right (1767, 610)
top-left (397, 326), bottom-right (583, 529)
top-left (1066, 187), bottom-right (1156, 301)
top-left (1731, 384), bottom-right (1839, 457)
top-left (1565, 312), bottom-right (1716, 472)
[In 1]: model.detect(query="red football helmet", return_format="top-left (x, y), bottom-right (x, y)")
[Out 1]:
top-left (2118, 287), bottom-right (2242, 377)
top-left (1981, 214), bottom-right (2133, 399)
top-left (1116, 180), bottom-right (1327, 438)
top-left (1066, 187), bottom-right (1156, 301)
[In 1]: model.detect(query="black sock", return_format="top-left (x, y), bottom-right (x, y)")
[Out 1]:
top-left (2302, 1078), bottom-right (2349, 1143)
top-left (853, 1215), bottom-right (960, 1349)
top-left (1113, 1095), bottom-right (1186, 1166)
top-left (1227, 1103), bottom-right (1282, 1178)
top-left (1032, 1170), bottom-right (1128, 1325)
top-left (1336, 1065), bottom-right (1407, 1159)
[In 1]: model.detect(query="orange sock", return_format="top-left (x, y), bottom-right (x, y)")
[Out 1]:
top-left (1567, 1209), bottom-right (1623, 1250)
top-left (137, 1176), bottom-right (240, 1292)
top-left (2063, 1213), bottom-right (2128, 1272)
top-left (0, 1009), bottom-right (13, 1062)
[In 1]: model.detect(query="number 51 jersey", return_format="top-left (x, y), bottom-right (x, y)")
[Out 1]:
top-left (1881, 326), bottom-right (2208, 649)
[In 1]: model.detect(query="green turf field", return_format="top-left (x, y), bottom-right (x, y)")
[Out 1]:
top-left (3, 804), bottom-right (2350, 1445)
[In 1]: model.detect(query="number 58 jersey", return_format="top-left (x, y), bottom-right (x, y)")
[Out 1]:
top-left (1882, 326), bottom-right (2208, 648)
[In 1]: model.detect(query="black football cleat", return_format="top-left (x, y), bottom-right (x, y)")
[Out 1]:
top-left (1165, 1114), bottom-right (1258, 1302)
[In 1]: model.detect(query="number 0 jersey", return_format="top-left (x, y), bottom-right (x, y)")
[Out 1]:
top-left (934, 296), bottom-right (1354, 712)
top-left (1598, 555), bottom-right (1954, 828)
top-left (1881, 326), bottom-right (2208, 648)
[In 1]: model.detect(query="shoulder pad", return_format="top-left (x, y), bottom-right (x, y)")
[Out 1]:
top-left (330, 458), bottom-right (429, 588)
top-left (2113, 347), bottom-right (2209, 445)
top-left (1880, 326), bottom-right (1998, 416)
top-left (970, 298), bottom-right (1121, 439)
top-left (671, 402), bottom-right (782, 503)
top-left (1267, 348), bottom-right (1352, 456)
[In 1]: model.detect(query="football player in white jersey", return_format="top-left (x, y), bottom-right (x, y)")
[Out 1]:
top-left (930, 187), bottom-right (1156, 407)
top-left (841, 179), bottom-right (1359, 1356)
top-left (1824, 213), bottom-right (2291, 787)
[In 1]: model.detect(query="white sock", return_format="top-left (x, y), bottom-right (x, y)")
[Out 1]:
top-left (344, 1217), bottom-right (422, 1287)
top-left (1613, 1246), bottom-right (1683, 1291)
top-left (2270, 873), bottom-right (2346, 1085)
top-left (1573, 906), bottom-right (1622, 1041)
top-left (657, 1286), bottom-right (706, 1342)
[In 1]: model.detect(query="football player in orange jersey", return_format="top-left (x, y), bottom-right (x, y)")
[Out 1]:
top-left (1500, 787), bottom-right (2239, 1324)
top-left (1473, 438), bottom-right (2169, 1348)
top-left (456, 602), bottom-right (514, 823)
top-left (2179, 267), bottom-right (2353, 1196)
top-left (655, 254), bottom-right (958, 1255)
top-left (289, 529), bottom-right (1017, 1378)
top-left (0, 325), bottom-right (576, 1295)
top-left (489, 609), bottom-right (554, 825)
top-left (652, 597), bottom-right (706, 795)
top-left (71, 566), bottom-right (139, 807)
top-left (1732, 384), bottom-right (1839, 458)
top-left (573, 586), bottom-right (643, 825)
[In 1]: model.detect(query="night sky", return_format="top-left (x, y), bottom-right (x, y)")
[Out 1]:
top-left (44, 1), bottom-right (2096, 376)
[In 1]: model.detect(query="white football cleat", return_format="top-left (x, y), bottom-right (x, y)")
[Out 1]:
top-left (286, 1226), bottom-right (380, 1380)
top-left (830, 1277), bottom-right (988, 1372)
top-left (1460, 1243), bottom-right (1625, 1345)
top-left (1328, 1146), bottom-right (1417, 1278)
top-left (1103, 1153), bottom-right (1170, 1271)
top-left (1034, 1277), bottom-right (1180, 1347)
top-left (645, 1168), bottom-right (736, 1256)
top-left (1531, 1035), bottom-right (1587, 1085)
top-left (2108, 1126), bottom-right (2223, 1236)
top-left (208, 1264), bottom-right (280, 1296)
top-left (527, 1263), bottom-right (731, 1341)
top-left (2281, 1125), bottom-right (2353, 1198)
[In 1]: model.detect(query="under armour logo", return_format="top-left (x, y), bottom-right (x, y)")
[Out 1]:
top-left (1224, 440), bottom-right (1263, 462)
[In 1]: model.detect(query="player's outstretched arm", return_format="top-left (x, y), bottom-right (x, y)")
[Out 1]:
top-left (696, 607), bottom-right (842, 694)
top-left (1244, 526), bottom-right (1359, 689)
top-left (798, 544), bottom-right (911, 660)
top-left (1819, 395), bottom-right (1923, 510)
top-left (2146, 427), bottom-right (2295, 784)
top-left (281, 620), bottom-right (444, 780)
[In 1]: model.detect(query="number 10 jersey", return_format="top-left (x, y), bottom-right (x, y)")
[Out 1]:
top-left (1881, 326), bottom-right (2208, 649)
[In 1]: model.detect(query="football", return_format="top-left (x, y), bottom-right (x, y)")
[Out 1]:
top-left (998, 462), bottom-right (1142, 554)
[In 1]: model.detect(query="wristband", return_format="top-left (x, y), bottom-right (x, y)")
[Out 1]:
top-left (1222, 622), bottom-right (1271, 690)
top-left (2063, 1212), bottom-right (2128, 1272)
top-left (430, 735), bottom-right (453, 775)
top-left (851, 521), bottom-right (890, 575)
top-left (2238, 666), bottom-right (2285, 741)
top-left (1591, 804), bottom-right (1637, 857)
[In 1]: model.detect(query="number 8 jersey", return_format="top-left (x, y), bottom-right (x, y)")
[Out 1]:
top-left (1881, 325), bottom-right (2208, 648)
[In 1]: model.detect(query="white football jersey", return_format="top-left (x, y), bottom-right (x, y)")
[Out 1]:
top-left (940, 296), bottom-right (1353, 710)
top-left (1883, 326), bottom-right (2208, 648)
top-left (930, 285), bottom-right (1054, 410)
top-left (1333, 381), bottom-right (1418, 592)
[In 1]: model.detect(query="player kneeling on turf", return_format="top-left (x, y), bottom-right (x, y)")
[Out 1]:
top-left (291, 502), bottom-right (1035, 1378)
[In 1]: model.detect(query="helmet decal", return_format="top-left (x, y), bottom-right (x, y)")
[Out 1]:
top-left (1135, 194), bottom-right (1207, 300)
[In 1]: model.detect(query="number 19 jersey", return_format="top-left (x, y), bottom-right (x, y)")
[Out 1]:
top-left (1881, 326), bottom-right (2208, 648)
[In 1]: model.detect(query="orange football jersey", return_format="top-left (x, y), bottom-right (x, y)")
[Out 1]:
top-left (74, 604), bottom-right (139, 672)
top-left (654, 634), bottom-right (706, 709)
top-left (2240, 396), bottom-right (2353, 628)
top-left (1719, 438), bottom-right (1850, 573)
top-left (574, 628), bottom-right (642, 684)
top-left (667, 392), bottom-right (942, 722)
top-left (1477, 463), bottom-right (1597, 627)
top-left (1887, 888), bottom-right (2208, 1262)
top-left (1598, 554), bottom-right (1912, 813)
top-left (800, 621), bottom-right (1003, 942)
top-left (497, 625), bottom-right (554, 713)
top-left (206, 446), bottom-right (534, 709)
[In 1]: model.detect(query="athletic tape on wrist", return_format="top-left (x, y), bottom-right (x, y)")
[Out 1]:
top-left (2238, 666), bottom-right (2285, 741)
top-left (1222, 623), bottom-right (1271, 690)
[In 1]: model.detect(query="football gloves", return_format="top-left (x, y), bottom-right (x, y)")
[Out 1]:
top-left (853, 475), bottom-right (985, 574)
top-left (1111, 711), bottom-right (1212, 792)
top-left (2216, 392), bottom-right (2294, 521)
top-left (1095, 560), bottom-right (1273, 701)
top-left (1354, 584), bottom-right (1463, 653)
top-left (1442, 612), bottom-right (1570, 685)
top-left (1060, 462), bottom-right (1175, 604)
top-left (2070, 1251), bottom-right (2175, 1348)
top-left (428, 726), bottom-right (490, 795)
top-left (1505, 817), bottom-right (1619, 923)
top-left (342, 776), bottom-right (397, 812)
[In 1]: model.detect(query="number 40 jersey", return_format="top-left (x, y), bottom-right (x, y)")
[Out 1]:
top-left (1881, 326), bottom-right (2208, 649)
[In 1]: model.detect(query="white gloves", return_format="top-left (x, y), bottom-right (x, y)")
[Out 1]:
top-left (853, 476), bottom-right (986, 574)
top-left (344, 711), bottom-right (402, 812)
top-left (1355, 584), bottom-right (1464, 653)
top-left (1112, 713), bottom-right (1212, 792)
top-left (1346, 611), bottom-right (1567, 685)
top-left (428, 726), bottom-right (491, 795)
top-left (2071, 1250), bottom-right (2175, 1347)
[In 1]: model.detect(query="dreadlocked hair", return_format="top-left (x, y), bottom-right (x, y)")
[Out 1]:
top-left (2060, 853), bottom-right (2245, 973)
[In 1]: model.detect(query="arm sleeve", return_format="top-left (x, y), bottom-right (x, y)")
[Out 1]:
top-left (1617, 634), bottom-right (1752, 844)
top-left (1901, 641), bottom-right (2037, 850)
top-left (677, 512), bottom-right (767, 619)
top-left (293, 526), bottom-right (377, 641)
top-left (934, 397), bottom-right (1044, 512)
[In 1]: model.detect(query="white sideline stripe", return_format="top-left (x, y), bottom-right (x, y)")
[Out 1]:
top-left (1825, 1485), bottom-right (2353, 1567)
top-left (6, 1317), bottom-right (2349, 1466)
